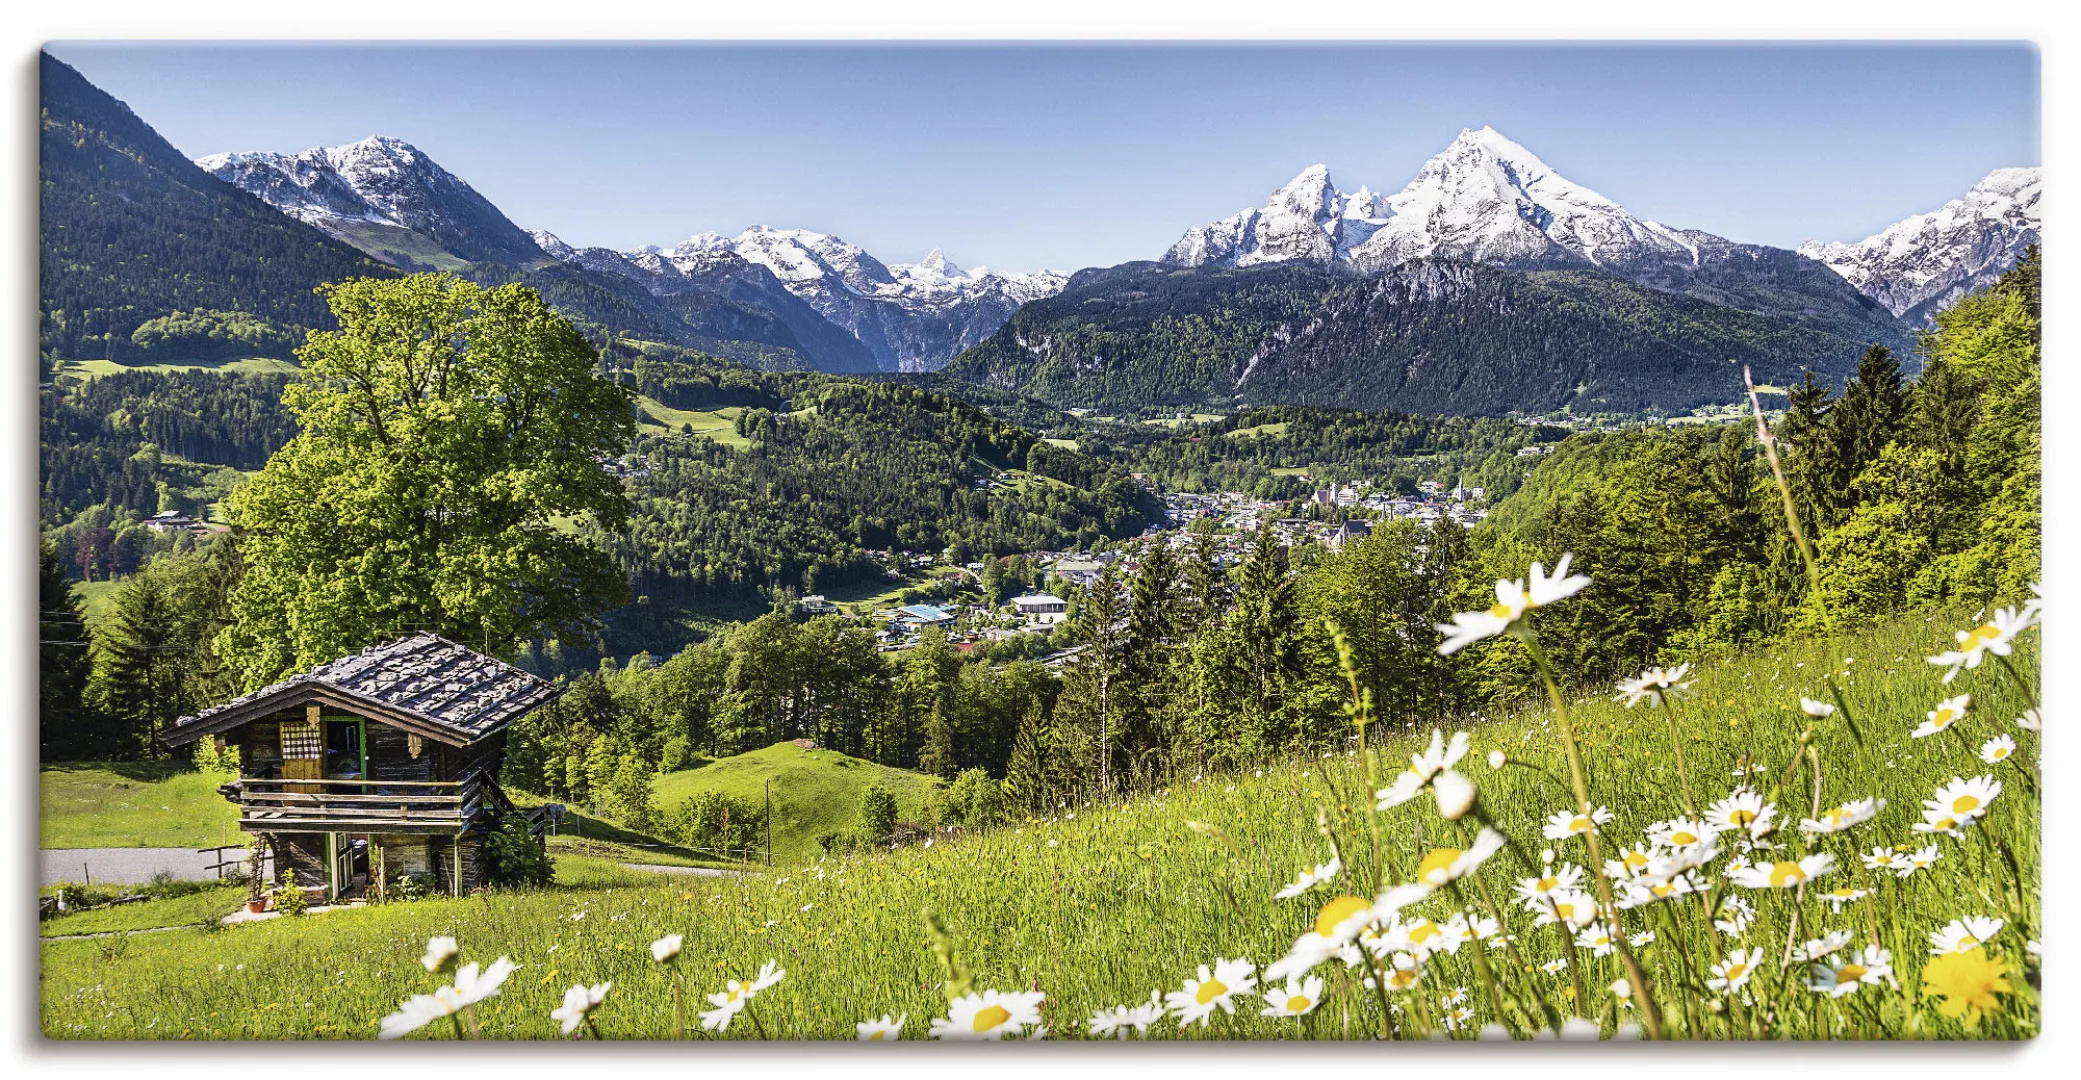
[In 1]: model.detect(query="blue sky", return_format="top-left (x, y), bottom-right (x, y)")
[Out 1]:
top-left (50, 42), bottom-right (2038, 274)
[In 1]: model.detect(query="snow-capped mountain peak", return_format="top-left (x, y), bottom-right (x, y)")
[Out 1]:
top-left (1798, 167), bottom-right (2041, 323)
top-left (1164, 127), bottom-right (1699, 273)
top-left (198, 135), bottom-right (546, 266)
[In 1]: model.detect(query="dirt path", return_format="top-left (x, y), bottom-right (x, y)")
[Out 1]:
top-left (620, 863), bottom-right (741, 878)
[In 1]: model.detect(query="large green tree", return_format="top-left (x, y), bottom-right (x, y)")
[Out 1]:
top-left (219, 274), bottom-right (634, 685)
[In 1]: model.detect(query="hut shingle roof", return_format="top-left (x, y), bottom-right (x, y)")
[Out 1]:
top-left (166, 634), bottom-right (556, 746)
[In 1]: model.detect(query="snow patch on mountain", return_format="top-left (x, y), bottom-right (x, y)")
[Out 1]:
top-left (1798, 168), bottom-right (2041, 323)
top-left (540, 224), bottom-right (1066, 371)
top-left (197, 136), bottom-right (545, 266)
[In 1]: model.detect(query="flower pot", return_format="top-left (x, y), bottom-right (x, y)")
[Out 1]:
top-left (246, 898), bottom-right (268, 914)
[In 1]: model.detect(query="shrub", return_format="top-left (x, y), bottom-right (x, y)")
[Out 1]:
top-left (937, 768), bottom-right (1005, 830)
top-left (858, 782), bottom-right (898, 841)
top-left (481, 813), bottom-right (554, 889)
top-left (271, 869), bottom-right (308, 916)
top-left (661, 791), bottom-right (765, 858)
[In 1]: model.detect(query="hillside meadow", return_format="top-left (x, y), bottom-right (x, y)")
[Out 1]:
top-left (40, 610), bottom-right (2038, 1040)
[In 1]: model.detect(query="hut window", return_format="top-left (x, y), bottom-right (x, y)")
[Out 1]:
top-left (280, 721), bottom-right (322, 759)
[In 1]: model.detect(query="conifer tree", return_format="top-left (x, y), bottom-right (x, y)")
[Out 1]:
top-left (1053, 560), bottom-right (1126, 797)
top-left (39, 539), bottom-right (96, 759)
top-left (1003, 700), bottom-right (1051, 815)
top-left (918, 701), bottom-right (957, 780)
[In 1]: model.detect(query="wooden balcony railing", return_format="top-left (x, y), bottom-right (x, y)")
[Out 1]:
top-left (222, 777), bottom-right (485, 835)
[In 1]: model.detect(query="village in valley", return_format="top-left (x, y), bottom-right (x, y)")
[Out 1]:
top-left (834, 469), bottom-right (1496, 657)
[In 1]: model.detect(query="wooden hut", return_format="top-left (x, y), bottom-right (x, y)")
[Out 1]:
top-left (162, 634), bottom-right (558, 901)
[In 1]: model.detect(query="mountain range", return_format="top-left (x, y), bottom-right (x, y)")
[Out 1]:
top-left (40, 52), bottom-right (2040, 416)
top-left (196, 135), bottom-right (1066, 373)
top-left (1799, 167), bottom-right (2041, 326)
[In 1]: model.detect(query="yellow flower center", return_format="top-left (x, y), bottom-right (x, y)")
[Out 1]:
top-left (867, 1030), bottom-right (888, 1040)
top-left (1831, 888), bottom-right (1859, 899)
top-left (1935, 711), bottom-right (1956, 727)
top-left (1730, 810), bottom-right (1757, 826)
top-left (1934, 817), bottom-right (1958, 831)
top-left (1990, 746), bottom-right (2010, 759)
top-left (1418, 848), bottom-right (1463, 883)
top-left (1962, 623), bottom-right (2002, 650)
top-left (1287, 996), bottom-right (1310, 1013)
top-left (1409, 920), bottom-right (1441, 944)
top-left (972, 1004), bottom-right (1011, 1032)
top-left (1952, 795), bottom-right (1981, 813)
top-left (1625, 851), bottom-right (1650, 868)
top-left (1553, 901), bottom-right (1577, 921)
top-left (1535, 876), bottom-right (1558, 892)
top-left (1725, 963), bottom-right (1750, 981)
top-left (1487, 603), bottom-right (1514, 620)
top-left (1390, 969), bottom-right (1417, 989)
top-left (1570, 816), bottom-right (1591, 833)
top-left (1195, 979), bottom-right (1227, 1005)
top-left (1670, 831), bottom-right (1699, 846)
top-left (1315, 896), bottom-right (1371, 937)
top-left (1650, 883), bottom-right (1675, 898)
top-left (1767, 861), bottom-right (1808, 887)
top-left (1837, 964), bottom-right (1868, 985)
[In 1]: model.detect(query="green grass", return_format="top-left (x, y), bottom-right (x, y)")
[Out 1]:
top-left (1226, 421), bottom-right (1291, 439)
top-left (41, 886), bottom-right (246, 938)
top-left (649, 742), bottom-right (938, 861)
top-left (1040, 437), bottom-right (1079, 450)
top-left (57, 357), bottom-right (300, 378)
top-left (71, 580), bottom-right (122, 629)
top-left (37, 615), bottom-right (2039, 1040)
top-left (633, 398), bottom-right (751, 448)
top-left (40, 762), bottom-right (240, 849)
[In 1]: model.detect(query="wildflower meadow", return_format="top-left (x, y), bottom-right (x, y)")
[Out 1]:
top-left (41, 596), bottom-right (2040, 1040)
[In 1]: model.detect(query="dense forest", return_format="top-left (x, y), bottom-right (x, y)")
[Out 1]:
top-left (604, 371), bottom-right (1163, 606)
top-left (944, 259), bottom-right (1884, 415)
top-left (37, 54), bottom-right (391, 361)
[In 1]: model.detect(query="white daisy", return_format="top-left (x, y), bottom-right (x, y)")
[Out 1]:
top-left (1707, 948), bottom-right (1761, 993)
top-left (1705, 791), bottom-right (1778, 840)
top-left (1800, 697), bottom-right (1837, 718)
top-left (551, 982), bottom-right (610, 1036)
top-left (1436, 554), bottom-right (1591, 655)
top-left (1167, 957), bottom-right (1257, 1027)
top-left (1914, 694), bottom-right (1973, 739)
top-left (1513, 863), bottom-right (1586, 909)
top-left (931, 989), bottom-right (1046, 1040)
top-left (1615, 664), bottom-right (1695, 709)
top-left (377, 956), bottom-right (519, 1040)
top-left (1087, 992), bottom-right (1164, 1039)
top-left (1798, 931), bottom-right (1854, 962)
top-left (1542, 805), bottom-right (1614, 841)
top-left (1927, 606), bottom-right (2036, 683)
top-left (1574, 922), bottom-right (1618, 957)
top-left (1529, 889), bottom-right (1600, 929)
top-left (650, 934), bottom-right (683, 964)
top-left (1799, 797), bottom-right (1886, 834)
top-left (1808, 946), bottom-right (1895, 997)
top-left (1860, 847), bottom-right (1904, 873)
top-left (1728, 853), bottom-right (1836, 890)
top-left (1915, 775), bottom-right (2002, 836)
top-left (1374, 828), bottom-right (1507, 916)
top-left (1274, 856), bottom-right (1342, 900)
top-left (2017, 709), bottom-right (2041, 733)
top-left (1899, 845), bottom-right (1941, 877)
top-left (421, 936), bottom-right (460, 975)
top-left (1375, 729), bottom-right (1472, 810)
top-left (856, 1013), bottom-right (906, 1041)
top-left (1980, 735), bottom-right (2017, 765)
top-left (1928, 917), bottom-right (2005, 955)
top-left (1265, 895), bottom-right (1377, 982)
top-left (1260, 976), bottom-right (1325, 1018)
